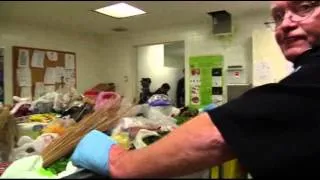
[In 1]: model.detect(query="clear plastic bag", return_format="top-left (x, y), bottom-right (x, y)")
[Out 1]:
top-left (144, 106), bottom-right (178, 131)
top-left (132, 129), bottom-right (160, 149)
top-left (112, 114), bottom-right (177, 140)
top-left (111, 116), bottom-right (159, 136)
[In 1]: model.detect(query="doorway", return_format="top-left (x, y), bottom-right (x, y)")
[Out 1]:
top-left (136, 41), bottom-right (185, 106)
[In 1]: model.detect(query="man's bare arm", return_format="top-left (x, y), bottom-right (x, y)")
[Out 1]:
top-left (109, 112), bottom-right (236, 178)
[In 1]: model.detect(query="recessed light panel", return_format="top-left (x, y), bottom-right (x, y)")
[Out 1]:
top-left (94, 2), bottom-right (146, 18)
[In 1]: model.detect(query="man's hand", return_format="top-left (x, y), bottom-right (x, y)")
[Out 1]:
top-left (70, 130), bottom-right (117, 176)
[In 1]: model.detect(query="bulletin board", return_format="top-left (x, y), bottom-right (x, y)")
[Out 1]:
top-left (12, 46), bottom-right (77, 99)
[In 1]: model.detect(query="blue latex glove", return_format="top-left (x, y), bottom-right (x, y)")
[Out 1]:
top-left (201, 103), bottom-right (217, 112)
top-left (70, 130), bottom-right (116, 176)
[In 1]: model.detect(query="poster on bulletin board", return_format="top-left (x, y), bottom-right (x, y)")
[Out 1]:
top-left (189, 55), bottom-right (224, 109)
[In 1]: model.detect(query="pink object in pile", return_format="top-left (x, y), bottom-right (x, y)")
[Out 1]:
top-left (0, 162), bottom-right (10, 176)
top-left (94, 92), bottom-right (121, 111)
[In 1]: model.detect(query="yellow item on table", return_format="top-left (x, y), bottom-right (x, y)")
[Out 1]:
top-left (211, 159), bottom-right (247, 179)
top-left (210, 166), bottom-right (220, 178)
top-left (28, 114), bottom-right (56, 123)
top-left (222, 159), bottom-right (247, 178)
top-left (111, 132), bottom-right (130, 150)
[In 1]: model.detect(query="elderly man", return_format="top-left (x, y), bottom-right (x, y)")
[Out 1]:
top-left (71, 1), bottom-right (320, 178)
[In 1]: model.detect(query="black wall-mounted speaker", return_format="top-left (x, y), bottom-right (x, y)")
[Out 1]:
top-left (208, 10), bottom-right (232, 35)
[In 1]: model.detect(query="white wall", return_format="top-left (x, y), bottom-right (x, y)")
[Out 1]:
top-left (164, 41), bottom-right (185, 69)
top-left (0, 10), bottom-right (275, 105)
top-left (137, 44), bottom-right (183, 104)
top-left (0, 21), bottom-right (105, 104)
top-left (101, 10), bottom-right (271, 104)
top-left (252, 28), bottom-right (293, 87)
top-left (164, 54), bottom-right (185, 69)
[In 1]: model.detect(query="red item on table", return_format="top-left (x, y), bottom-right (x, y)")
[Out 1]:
top-left (0, 162), bottom-right (11, 176)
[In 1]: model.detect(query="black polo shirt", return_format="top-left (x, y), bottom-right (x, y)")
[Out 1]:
top-left (208, 47), bottom-right (320, 177)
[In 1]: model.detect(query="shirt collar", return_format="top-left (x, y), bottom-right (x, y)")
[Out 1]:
top-left (293, 46), bottom-right (320, 69)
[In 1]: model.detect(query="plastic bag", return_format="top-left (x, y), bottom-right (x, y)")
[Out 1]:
top-left (111, 116), bottom-right (159, 137)
top-left (112, 114), bottom-right (177, 140)
top-left (135, 104), bottom-right (179, 130)
top-left (132, 129), bottom-right (160, 149)
top-left (147, 94), bottom-right (172, 107)
top-left (10, 133), bottom-right (59, 161)
top-left (144, 107), bottom-right (178, 131)
top-left (1, 155), bottom-right (81, 179)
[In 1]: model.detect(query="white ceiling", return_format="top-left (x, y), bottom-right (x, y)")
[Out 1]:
top-left (0, 1), bottom-right (271, 36)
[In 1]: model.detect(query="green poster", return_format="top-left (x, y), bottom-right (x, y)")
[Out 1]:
top-left (189, 55), bottom-right (224, 109)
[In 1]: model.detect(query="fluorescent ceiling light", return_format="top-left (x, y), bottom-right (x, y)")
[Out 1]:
top-left (94, 2), bottom-right (146, 18)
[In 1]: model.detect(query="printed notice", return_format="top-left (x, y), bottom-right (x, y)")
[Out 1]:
top-left (212, 95), bottom-right (223, 105)
top-left (63, 69), bottom-right (76, 87)
top-left (20, 86), bottom-right (32, 98)
top-left (45, 85), bottom-right (56, 93)
top-left (17, 68), bottom-right (32, 87)
top-left (65, 54), bottom-right (75, 69)
top-left (55, 66), bottom-right (65, 83)
top-left (18, 49), bottom-right (30, 68)
top-left (44, 67), bottom-right (56, 84)
top-left (212, 76), bottom-right (222, 87)
top-left (46, 51), bottom-right (58, 61)
top-left (31, 50), bottom-right (45, 68)
top-left (34, 82), bottom-right (45, 99)
top-left (253, 61), bottom-right (273, 86)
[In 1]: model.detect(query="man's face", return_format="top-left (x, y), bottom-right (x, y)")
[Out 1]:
top-left (272, 1), bottom-right (320, 62)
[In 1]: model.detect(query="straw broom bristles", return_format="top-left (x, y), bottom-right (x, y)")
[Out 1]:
top-left (41, 97), bottom-right (138, 168)
top-left (0, 107), bottom-right (19, 162)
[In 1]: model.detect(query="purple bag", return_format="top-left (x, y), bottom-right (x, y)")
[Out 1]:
top-left (148, 94), bottom-right (171, 107)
